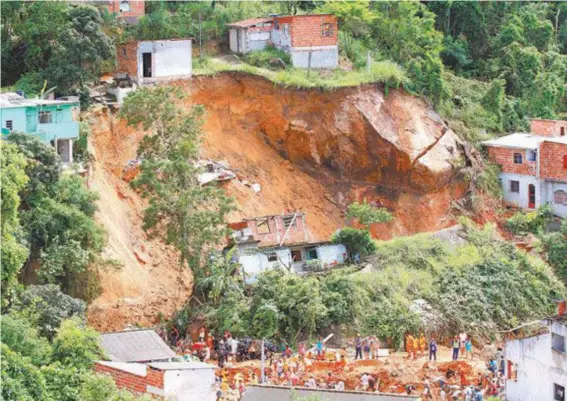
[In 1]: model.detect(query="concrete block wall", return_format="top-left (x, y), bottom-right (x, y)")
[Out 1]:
top-left (540, 141), bottom-right (567, 181)
top-left (487, 147), bottom-right (536, 176)
top-left (530, 119), bottom-right (567, 138)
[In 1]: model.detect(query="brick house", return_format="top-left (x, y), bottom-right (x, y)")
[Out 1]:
top-left (482, 119), bottom-right (567, 217)
top-left (115, 39), bottom-right (192, 84)
top-left (227, 212), bottom-right (348, 282)
top-left (227, 14), bottom-right (338, 69)
top-left (104, 0), bottom-right (145, 24)
top-left (94, 361), bottom-right (216, 400)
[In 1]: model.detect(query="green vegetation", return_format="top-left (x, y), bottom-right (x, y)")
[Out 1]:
top-left (1, 285), bottom-right (149, 401)
top-left (3, 134), bottom-right (108, 303)
top-left (332, 228), bottom-right (377, 260)
top-left (243, 46), bottom-right (291, 69)
top-left (120, 87), bottom-right (235, 273)
top-left (346, 201), bottom-right (393, 226)
top-left (1, 3), bottom-right (114, 99)
top-left (174, 220), bottom-right (565, 345)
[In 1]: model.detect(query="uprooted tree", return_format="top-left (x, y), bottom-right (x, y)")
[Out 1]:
top-left (120, 87), bottom-right (235, 274)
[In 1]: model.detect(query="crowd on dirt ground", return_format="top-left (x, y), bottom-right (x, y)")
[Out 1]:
top-left (158, 326), bottom-right (507, 401)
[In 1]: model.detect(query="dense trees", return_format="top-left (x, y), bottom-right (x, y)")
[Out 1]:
top-left (4, 134), bottom-right (106, 302)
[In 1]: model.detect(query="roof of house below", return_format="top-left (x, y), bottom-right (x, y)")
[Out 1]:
top-left (226, 17), bottom-right (273, 28)
top-left (0, 92), bottom-right (80, 109)
top-left (100, 329), bottom-right (175, 362)
top-left (481, 133), bottom-right (567, 150)
top-left (148, 362), bottom-right (216, 371)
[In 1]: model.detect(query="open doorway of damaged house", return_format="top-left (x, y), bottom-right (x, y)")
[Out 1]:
top-left (142, 53), bottom-right (152, 77)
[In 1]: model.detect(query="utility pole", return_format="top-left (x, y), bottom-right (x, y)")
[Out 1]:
top-left (307, 51), bottom-right (312, 78)
top-left (199, 12), bottom-right (203, 62)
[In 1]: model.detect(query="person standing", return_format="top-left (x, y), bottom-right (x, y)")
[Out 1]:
top-left (419, 333), bottom-right (427, 358)
top-left (412, 335), bottom-right (419, 360)
top-left (465, 338), bottom-right (473, 360)
top-left (452, 336), bottom-right (460, 361)
top-left (354, 334), bottom-right (363, 360)
top-left (316, 338), bottom-right (324, 359)
top-left (363, 337), bottom-right (371, 360)
top-left (406, 334), bottom-right (414, 359)
top-left (429, 338), bottom-right (437, 361)
top-left (459, 331), bottom-right (468, 355)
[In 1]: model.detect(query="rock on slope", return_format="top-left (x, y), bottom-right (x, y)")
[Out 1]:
top-left (86, 72), bottom-right (474, 329)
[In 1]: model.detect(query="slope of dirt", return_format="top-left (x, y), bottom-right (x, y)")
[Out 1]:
top-left (182, 72), bottom-right (475, 240)
top-left (85, 108), bottom-right (192, 331)
top-left (86, 72), bottom-right (477, 328)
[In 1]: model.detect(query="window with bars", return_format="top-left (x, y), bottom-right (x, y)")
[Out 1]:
top-left (513, 152), bottom-right (522, 164)
top-left (5, 120), bottom-right (13, 130)
top-left (282, 216), bottom-right (296, 228)
top-left (38, 111), bottom-right (52, 124)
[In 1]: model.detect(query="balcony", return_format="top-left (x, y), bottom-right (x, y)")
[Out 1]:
top-left (35, 121), bottom-right (80, 142)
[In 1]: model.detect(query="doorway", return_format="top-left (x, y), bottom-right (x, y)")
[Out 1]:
top-left (142, 53), bottom-right (152, 77)
top-left (528, 184), bottom-right (536, 209)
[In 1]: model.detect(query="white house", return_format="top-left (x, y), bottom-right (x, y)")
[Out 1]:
top-left (504, 301), bottom-right (567, 401)
top-left (116, 39), bottom-right (192, 84)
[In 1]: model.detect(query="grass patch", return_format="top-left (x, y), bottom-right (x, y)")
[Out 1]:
top-left (243, 46), bottom-right (290, 70)
top-left (193, 57), bottom-right (407, 90)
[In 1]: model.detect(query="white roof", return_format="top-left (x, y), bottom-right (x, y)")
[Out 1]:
top-left (0, 92), bottom-right (79, 109)
top-left (481, 133), bottom-right (567, 150)
top-left (148, 361), bottom-right (216, 371)
top-left (96, 361), bottom-right (148, 376)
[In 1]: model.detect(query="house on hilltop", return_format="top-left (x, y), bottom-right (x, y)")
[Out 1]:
top-left (0, 92), bottom-right (80, 165)
top-left (227, 212), bottom-right (348, 282)
top-left (115, 39), bottom-right (192, 85)
top-left (102, 0), bottom-right (145, 24)
top-left (227, 14), bottom-right (339, 69)
top-left (482, 119), bottom-right (567, 217)
top-left (504, 300), bottom-right (567, 401)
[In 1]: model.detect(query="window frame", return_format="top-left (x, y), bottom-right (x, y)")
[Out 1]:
top-left (5, 120), bottom-right (13, 130)
top-left (256, 218), bottom-right (271, 234)
top-left (554, 190), bottom-right (567, 205)
top-left (510, 180), bottom-right (520, 193)
top-left (119, 0), bottom-right (130, 12)
top-left (321, 23), bottom-right (334, 37)
top-left (282, 216), bottom-right (296, 228)
top-left (552, 333), bottom-right (566, 354)
top-left (305, 246), bottom-right (318, 261)
top-left (513, 152), bottom-right (523, 164)
top-left (555, 383), bottom-right (565, 401)
top-left (38, 111), bottom-right (52, 124)
top-left (267, 252), bottom-right (278, 262)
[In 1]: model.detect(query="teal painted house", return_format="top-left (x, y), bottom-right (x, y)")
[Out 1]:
top-left (1, 92), bottom-right (80, 164)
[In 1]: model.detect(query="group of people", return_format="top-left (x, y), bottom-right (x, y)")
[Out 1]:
top-left (353, 334), bottom-right (381, 360)
top-left (405, 333), bottom-right (435, 360)
top-left (451, 332), bottom-right (474, 361)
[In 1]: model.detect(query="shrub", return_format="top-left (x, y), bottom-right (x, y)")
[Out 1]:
top-left (244, 46), bottom-right (290, 70)
top-left (332, 228), bottom-right (377, 259)
top-left (346, 201), bottom-right (393, 226)
top-left (51, 318), bottom-right (104, 369)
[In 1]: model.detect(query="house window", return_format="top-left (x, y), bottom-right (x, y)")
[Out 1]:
top-left (321, 23), bottom-right (334, 37)
top-left (527, 150), bottom-right (536, 162)
top-left (119, 0), bottom-right (130, 12)
top-left (513, 152), bottom-right (522, 164)
top-left (305, 247), bottom-right (318, 260)
top-left (555, 384), bottom-right (565, 401)
top-left (5, 120), bottom-right (13, 131)
top-left (291, 250), bottom-right (302, 262)
top-left (282, 216), bottom-right (296, 228)
top-left (267, 252), bottom-right (278, 262)
top-left (555, 190), bottom-right (567, 205)
top-left (256, 218), bottom-right (270, 234)
top-left (282, 24), bottom-right (289, 37)
top-left (552, 333), bottom-right (566, 353)
top-left (38, 111), bottom-right (52, 124)
top-left (561, 127), bottom-right (565, 137)
top-left (510, 180), bottom-right (520, 193)
top-left (274, 20), bottom-right (280, 30)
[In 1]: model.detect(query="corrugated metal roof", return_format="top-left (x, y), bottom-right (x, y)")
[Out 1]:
top-left (0, 92), bottom-right (80, 109)
top-left (227, 17), bottom-right (273, 28)
top-left (100, 329), bottom-right (175, 362)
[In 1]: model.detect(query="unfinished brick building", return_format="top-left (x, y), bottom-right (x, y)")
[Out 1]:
top-left (227, 212), bottom-right (348, 283)
top-left (482, 119), bottom-right (567, 217)
top-left (104, 0), bottom-right (145, 24)
top-left (227, 14), bottom-right (338, 68)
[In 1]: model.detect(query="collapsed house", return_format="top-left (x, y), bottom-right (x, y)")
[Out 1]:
top-left (504, 300), bottom-right (567, 401)
top-left (482, 118), bottom-right (567, 217)
top-left (227, 212), bottom-right (348, 283)
top-left (227, 14), bottom-right (339, 69)
top-left (197, 159), bottom-right (237, 185)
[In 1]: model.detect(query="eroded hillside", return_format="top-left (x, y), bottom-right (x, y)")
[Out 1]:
top-left (87, 72), bottom-right (477, 329)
